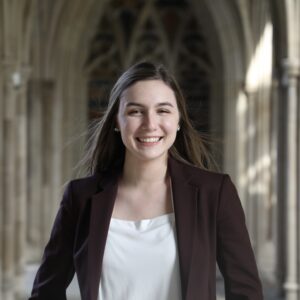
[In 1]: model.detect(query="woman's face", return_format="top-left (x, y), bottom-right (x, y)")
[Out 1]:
top-left (116, 79), bottom-right (180, 163)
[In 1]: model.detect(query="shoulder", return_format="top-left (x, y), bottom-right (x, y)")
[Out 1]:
top-left (65, 170), bottom-right (116, 199)
top-left (68, 174), bottom-right (99, 195)
top-left (169, 157), bottom-right (230, 191)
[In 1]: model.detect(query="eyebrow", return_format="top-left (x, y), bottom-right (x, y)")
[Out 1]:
top-left (125, 101), bottom-right (175, 108)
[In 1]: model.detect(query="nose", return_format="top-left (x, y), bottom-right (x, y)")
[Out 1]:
top-left (142, 111), bottom-right (158, 131)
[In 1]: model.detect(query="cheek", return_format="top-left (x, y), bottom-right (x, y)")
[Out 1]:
top-left (119, 119), bottom-right (140, 135)
top-left (163, 119), bottom-right (179, 132)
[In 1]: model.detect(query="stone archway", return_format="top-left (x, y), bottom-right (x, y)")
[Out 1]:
top-left (27, 1), bottom-right (247, 238)
top-left (26, 0), bottom-right (258, 263)
top-left (86, 0), bottom-right (213, 136)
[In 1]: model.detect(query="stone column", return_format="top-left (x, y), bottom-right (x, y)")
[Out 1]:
top-left (1, 1), bottom-right (34, 299)
top-left (41, 80), bottom-right (55, 247)
top-left (236, 89), bottom-right (248, 208)
top-left (1, 63), bottom-right (30, 300)
top-left (27, 80), bottom-right (44, 260)
top-left (281, 58), bottom-right (300, 300)
top-left (255, 78), bottom-right (273, 271)
top-left (245, 90), bottom-right (259, 251)
top-left (0, 59), bottom-right (4, 300)
top-left (26, 79), bottom-right (56, 260)
top-left (2, 63), bottom-right (18, 300)
top-left (14, 67), bottom-right (30, 300)
top-left (270, 78), bottom-right (285, 288)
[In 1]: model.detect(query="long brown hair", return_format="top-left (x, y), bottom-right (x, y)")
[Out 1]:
top-left (82, 61), bottom-right (215, 175)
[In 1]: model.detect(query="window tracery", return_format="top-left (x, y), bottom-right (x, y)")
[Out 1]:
top-left (87, 0), bottom-right (212, 132)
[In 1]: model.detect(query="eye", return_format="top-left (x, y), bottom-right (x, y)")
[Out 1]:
top-left (157, 109), bottom-right (170, 114)
top-left (128, 109), bottom-right (142, 116)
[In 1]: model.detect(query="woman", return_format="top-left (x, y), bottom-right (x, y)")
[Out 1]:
top-left (29, 62), bottom-right (263, 300)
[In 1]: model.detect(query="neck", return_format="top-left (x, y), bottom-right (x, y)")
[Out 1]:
top-left (122, 154), bottom-right (168, 186)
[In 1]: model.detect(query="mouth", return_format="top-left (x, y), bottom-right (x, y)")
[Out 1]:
top-left (136, 137), bottom-right (163, 143)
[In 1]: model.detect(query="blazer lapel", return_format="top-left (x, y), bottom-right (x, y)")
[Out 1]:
top-left (87, 172), bottom-right (119, 300)
top-left (168, 158), bottom-right (198, 300)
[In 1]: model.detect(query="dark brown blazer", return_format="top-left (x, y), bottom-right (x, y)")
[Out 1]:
top-left (29, 158), bottom-right (263, 300)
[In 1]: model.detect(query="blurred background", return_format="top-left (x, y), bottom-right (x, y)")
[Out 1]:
top-left (0, 0), bottom-right (299, 299)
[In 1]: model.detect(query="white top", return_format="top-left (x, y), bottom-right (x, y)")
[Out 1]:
top-left (98, 213), bottom-right (182, 300)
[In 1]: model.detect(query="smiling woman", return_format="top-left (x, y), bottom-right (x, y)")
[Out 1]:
top-left (29, 62), bottom-right (263, 300)
top-left (116, 80), bottom-right (180, 164)
top-left (82, 61), bottom-right (214, 174)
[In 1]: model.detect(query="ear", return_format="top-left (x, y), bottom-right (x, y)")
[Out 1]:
top-left (115, 117), bottom-right (120, 130)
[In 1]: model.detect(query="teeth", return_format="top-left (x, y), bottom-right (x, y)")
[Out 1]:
top-left (138, 137), bottom-right (160, 143)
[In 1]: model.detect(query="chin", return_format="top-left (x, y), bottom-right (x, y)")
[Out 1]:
top-left (137, 152), bottom-right (169, 162)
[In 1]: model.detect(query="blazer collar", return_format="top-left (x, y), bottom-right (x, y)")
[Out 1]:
top-left (88, 158), bottom-right (198, 300)
top-left (88, 171), bottom-right (119, 300)
top-left (168, 157), bottom-right (198, 299)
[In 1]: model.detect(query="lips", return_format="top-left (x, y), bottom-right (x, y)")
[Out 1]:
top-left (136, 137), bottom-right (163, 143)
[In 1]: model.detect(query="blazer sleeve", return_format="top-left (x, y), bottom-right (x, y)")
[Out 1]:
top-left (28, 182), bottom-right (77, 300)
top-left (216, 175), bottom-right (264, 300)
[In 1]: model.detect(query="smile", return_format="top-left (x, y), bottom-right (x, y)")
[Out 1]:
top-left (136, 137), bottom-right (162, 143)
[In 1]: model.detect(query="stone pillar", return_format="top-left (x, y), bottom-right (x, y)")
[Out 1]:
top-left (245, 90), bottom-right (259, 251)
top-left (0, 60), bottom-right (4, 300)
top-left (2, 63), bottom-right (30, 300)
top-left (41, 80), bottom-right (55, 247)
top-left (14, 66), bottom-right (30, 300)
top-left (26, 80), bottom-right (43, 260)
top-left (243, 0), bottom-right (274, 277)
top-left (1, 62), bottom-right (29, 300)
top-left (236, 90), bottom-right (248, 208)
top-left (255, 76), bottom-right (273, 271)
top-left (2, 64), bottom-right (18, 300)
top-left (281, 58), bottom-right (300, 300)
top-left (270, 78), bottom-right (283, 287)
top-left (26, 79), bottom-right (56, 261)
top-left (1, 0), bottom-right (34, 297)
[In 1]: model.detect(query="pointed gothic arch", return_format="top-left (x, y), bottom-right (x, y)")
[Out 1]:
top-left (86, 0), bottom-right (213, 142)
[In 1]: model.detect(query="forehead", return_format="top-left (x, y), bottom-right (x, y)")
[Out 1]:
top-left (119, 80), bottom-right (177, 106)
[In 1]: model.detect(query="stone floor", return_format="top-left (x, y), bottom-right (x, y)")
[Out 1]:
top-left (23, 264), bottom-right (283, 300)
